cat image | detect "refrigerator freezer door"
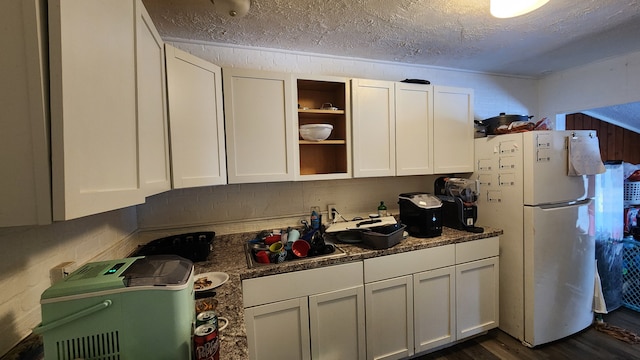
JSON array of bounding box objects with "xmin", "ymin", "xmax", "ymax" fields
[
  {"xmin": 523, "ymin": 199, "xmax": 595, "ymax": 346},
  {"xmin": 522, "ymin": 131, "xmax": 595, "ymax": 206}
]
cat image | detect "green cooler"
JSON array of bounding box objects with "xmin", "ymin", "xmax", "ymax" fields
[{"xmin": 34, "ymin": 255, "xmax": 195, "ymax": 360}]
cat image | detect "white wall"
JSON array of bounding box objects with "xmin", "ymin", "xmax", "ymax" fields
[
  {"xmin": 170, "ymin": 41, "xmax": 540, "ymax": 121},
  {"xmin": 539, "ymin": 50, "xmax": 640, "ymax": 119}
]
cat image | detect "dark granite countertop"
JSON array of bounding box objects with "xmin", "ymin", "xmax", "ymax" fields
[
  {"xmin": 195, "ymin": 225, "xmax": 502, "ymax": 359},
  {"xmin": 3, "ymin": 225, "xmax": 501, "ymax": 360}
]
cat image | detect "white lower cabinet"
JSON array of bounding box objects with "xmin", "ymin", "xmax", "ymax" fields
[
  {"xmin": 310, "ymin": 286, "xmax": 366, "ymax": 359},
  {"xmin": 364, "ymin": 245, "xmax": 455, "ymax": 360},
  {"xmin": 413, "ymin": 266, "xmax": 456, "ymax": 352},
  {"xmin": 243, "ymin": 239, "xmax": 497, "ymax": 360},
  {"xmin": 365, "ymin": 275, "xmax": 414, "ymax": 360},
  {"xmin": 245, "ymin": 297, "xmax": 311, "ymax": 360},
  {"xmin": 363, "ymin": 237, "xmax": 499, "ymax": 359},
  {"xmin": 455, "ymin": 255, "xmax": 500, "ymax": 340},
  {"xmin": 243, "ymin": 262, "xmax": 365, "ymax": 360}
]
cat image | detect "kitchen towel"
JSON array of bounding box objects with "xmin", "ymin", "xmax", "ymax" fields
[
  {"xmin": 568, "ymin": 134, "xmax": 606, "ymax": 176},
  {"xmin": 594, "ymin": 260, "xmax": 608, "ymax": 314}
]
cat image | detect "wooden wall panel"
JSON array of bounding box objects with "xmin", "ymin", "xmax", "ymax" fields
[{"xmin": 566, "ymin": 113, "xmax": 640, "ymax": 164}]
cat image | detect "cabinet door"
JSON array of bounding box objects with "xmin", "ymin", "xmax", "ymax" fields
[
  {"xmin": 413, "ymin": 266, "xmax": 456, "ymax": 353},
  {"xmin": 395, "ymin": 82, "xmax": 434, "ymax": 176},
  {"xmin": 0, "ymin": 0, "xmax": 51, "ymax": 226},
  {"xmin": 433, "ymin": 86, "xmax": 474, "ymax": 174},
  {"xmin": 245, "ymin": 297, "xmax": 311, "ymax": 360},
  {"xmin": 309, "ymin": 286, "xmax": 366, "ymax": 360},
  {"xmin": 49, "ymin": 0, "xmax": 144, "ymax": 220},
  {"xmin": 352, "ymin": 79, "xmax": 396, "ymax": 178},
  {"xmin": 224, "ymin": 69, "xmax": 296, "ymax": 184},
  {"xmin": 136, "ymin": 0, "xmax": 170, "ymax": 196},
  {"xmin": 365, "ymin": 276, "xmax": 414, "ymax": 360},
  {"xmin": 456, "ymin": 256, "xmax": 499, "ymax": 340},
  {"xmin": 165, "ymin": 44, "xmax": 227, "ymax": 188}
]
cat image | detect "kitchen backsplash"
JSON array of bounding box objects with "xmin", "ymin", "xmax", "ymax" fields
[
  {"xmin": 0, "ymin": 207, "xmax": 138, "ymax": 356},
  {"xmin": 136, "ymin": 176, "xmax": 437, "ymax": 233}
]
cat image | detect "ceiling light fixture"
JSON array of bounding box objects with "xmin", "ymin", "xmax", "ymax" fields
[
  {"xmin": 490, "ymin": 0, "xmax": 549, "ymax": 18},
  {"xmin": 211, "ymin": 0, "xmax": 250, "ymax": 17}
]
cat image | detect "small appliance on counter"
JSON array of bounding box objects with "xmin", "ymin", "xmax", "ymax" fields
[
  {"xmin": 133, "ymin": 231, "xmax": 215, "ymax": 262},
  {"xmin": 398, "ymin": 192, "xmax": 442, "ymax": 238},
  {"xmin": 434, "ymin": 177, "xmax": 484, "ymax": 233},
  {"xmin": 34, "ymin": 255, "xmax": 195, "ymax": 360}
]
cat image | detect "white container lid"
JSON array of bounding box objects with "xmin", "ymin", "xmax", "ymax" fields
[{"xmin": 399, "ymin": 192, "xmax": 442, "ymax": 209}]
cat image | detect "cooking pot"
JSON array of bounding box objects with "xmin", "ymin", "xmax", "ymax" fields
[{"xmin": 475, "ymin": 113, "xmax": 533, "ymax": 135}]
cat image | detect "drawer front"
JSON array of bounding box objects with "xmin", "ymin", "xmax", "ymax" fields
[
  {"xmin": 364, "ymin": 245, "xmax": 455, "ymax": 283},
  {"xmin": 455, "ymin": 236, "xmax": 499, "ymax": 264},
  {"xmin": 242, "ymin": 261, "xmax": 363, "ymax": 307}
]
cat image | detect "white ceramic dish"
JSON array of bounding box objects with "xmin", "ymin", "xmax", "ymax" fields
[
  {"xmin": 218, "ymin": 316, "xmax": 229, "ymax": 331},
  {"xmin": 299, "ymin": 124, "xmax": 333, "ymax": 141},
  {"xmin": 194, "ymin": 272, "xmax": 229, "ymax": 292}
]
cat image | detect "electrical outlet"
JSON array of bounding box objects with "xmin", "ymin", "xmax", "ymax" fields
[
  {"xmin": 327, "ymin": 204, "xmax": 337, "ymax": 221},
  {"xmin": 50, "ymin": 261, "xmax": 76, "ymax": 285}
]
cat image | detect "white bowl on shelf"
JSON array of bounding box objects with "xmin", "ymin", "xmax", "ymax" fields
[{"xmin": 299, "ymin": 124, "xmax": 333, "ymax": 141}]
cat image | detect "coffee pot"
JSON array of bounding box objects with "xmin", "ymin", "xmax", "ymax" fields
[{"xmin": 434, "ymin": 177, "xmax": 484, "ymax": 233}]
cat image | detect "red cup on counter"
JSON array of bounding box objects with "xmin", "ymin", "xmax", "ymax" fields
[
  {"xmin": 256, "ymin": 250, "xmax": 270, "ymax": 263},
  {"xmin": 292, "ymin": 240, "xmax": 310, "ymax": 258},
  {"xmin": 264, "ymin": 234, "xmax": 281, "ymax": 245}
]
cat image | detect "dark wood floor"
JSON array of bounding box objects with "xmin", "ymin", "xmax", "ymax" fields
[{"xmin": 414, "ymin": 307, "xmax": 640, "ymax": 360}]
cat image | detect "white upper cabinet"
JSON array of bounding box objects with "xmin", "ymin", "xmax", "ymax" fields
[
  {"xmin": 223, "ymin": 69, "xmax": 296, "ymax": 184},
  {"xmin": 351, "ymin": 78, "xmax": 396, "ymax": 178},
  {"xmin": 0, "ymin": 0, "xmax": 51, "ymax": 226},
  {"xmin": 353, "ymin": 81, "xmax": 473, "ymax": 178},
  {"xmin": 165, "ymin": 45, "xmax": 227, "ymax": 188},
  {"xmin": 49, "ymin": 0, "xmax": 145, "ymax": 221},
  {"xmin": 352, "ymin": 79, "xmax": 438, "ymax": 178},
  {"xmin": 1, "ymin": 0, "xmax": 169, "ymax": 226},
  {"xmin": 395, "ymin": 82, "xmax": 434, "ymax": 176},
  {"xmin": 136, "ymin": 0, "xmax": 170, "ymax": 197},
  {"xmin": 433, "ymin": 86, "xmax": 475, "ymax": 174},
  {"xmin": 295, "ymin": 75, "xmax": 352, "ymax": 181}
]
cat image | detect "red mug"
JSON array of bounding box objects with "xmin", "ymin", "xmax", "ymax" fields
[{"xmin": 256, "ymin": 250, "xmax": 270, "ymax": 263}]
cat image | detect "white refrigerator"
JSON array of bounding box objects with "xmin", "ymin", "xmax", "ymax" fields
[{"xmin": 474, "ymin": 130, "xmax": 597, "ymax": 347}]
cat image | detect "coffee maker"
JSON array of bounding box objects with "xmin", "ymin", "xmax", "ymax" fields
[{"xmin": 434, "ymin": 177, "xmax": 484, "ymax": 233}]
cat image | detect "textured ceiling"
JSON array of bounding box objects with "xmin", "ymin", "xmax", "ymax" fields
[
  {"xmin": 142, "ymin": 0, "xmax": 640, "ymax": 77},
  {"xmin": 142, "ymin": 0, "xmax": 640, "ymax": 130},
  {"xmin": 584, "ymin": 103, "xmax": 640, "ymax": 132}
]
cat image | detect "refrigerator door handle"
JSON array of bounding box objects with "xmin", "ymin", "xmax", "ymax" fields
[{"xmin": 534, "ymin": 198, "xmax": 592, "ymax": 209}]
